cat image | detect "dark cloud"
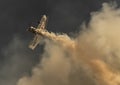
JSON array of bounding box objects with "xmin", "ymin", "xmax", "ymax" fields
[{"xmin": 0, "ymin": 0, "xmax": 118, "ymax": 85}]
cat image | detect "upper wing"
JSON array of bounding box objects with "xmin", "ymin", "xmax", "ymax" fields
[
  {"xmin": 29, "ymin": 34, "xmax": 42, "ymax": 50},
  {"xmin": 37, "ymin": 15, "xmax": 47, "ymax": 30}
]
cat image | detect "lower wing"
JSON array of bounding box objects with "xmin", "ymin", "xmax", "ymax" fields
[{"xmin": 29, "ymin": 34, "xmax": 42, "ymax": 50}]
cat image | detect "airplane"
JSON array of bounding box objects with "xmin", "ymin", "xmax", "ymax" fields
[{"xmin": 27, "ymin": 15, "xmax": 48, "ymax": 50}]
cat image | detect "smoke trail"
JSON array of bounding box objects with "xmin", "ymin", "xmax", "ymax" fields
[{"xmin": 17, "ymin": 3, "xmax": 120, "ymax": 85}]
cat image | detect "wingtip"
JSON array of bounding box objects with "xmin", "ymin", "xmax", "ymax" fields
[
  {"xmin": 29, "ymin": 45, "xmax": 35, "ymax": 50},
  {"xmin": 43, "ymin": 15, "xmax": 47, "ymax": 19}
]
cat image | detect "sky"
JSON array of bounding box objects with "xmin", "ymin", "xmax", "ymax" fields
[
  {"xmin": 0, "ymin": 0, "xmax": 120, "ymax": 85},
  {"xmin": 0, "ymin": 0, "xmax": 113, "ymax": 49},
  {"xmin": 0, "ymin": 0, "xmax": 110, "ymax": 65}
]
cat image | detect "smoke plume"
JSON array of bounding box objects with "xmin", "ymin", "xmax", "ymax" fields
[{"xmin": 17, "ymin": 3, "xmax": 120, "ymax": 85}]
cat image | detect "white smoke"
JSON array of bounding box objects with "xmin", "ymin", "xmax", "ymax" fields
[{"xmin": 17, "ymin": 3, "xmax": 120, "ymax": 85}]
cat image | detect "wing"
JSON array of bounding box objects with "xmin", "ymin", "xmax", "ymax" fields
[
  {"xmin": 29, "ymin": 34, "xmax": 42, "ymax": 50},
  {"xmin": 37, "ymin": 15, "xmax": 47, "ymax": 30}
]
